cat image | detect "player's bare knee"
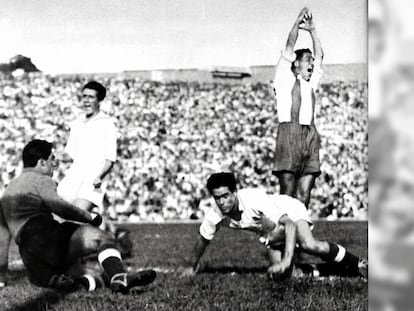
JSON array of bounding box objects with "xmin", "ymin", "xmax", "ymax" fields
[
  {"xmin": 75, "ymin": 225, "xmax": 114, "ymax": 250},
  {"xmin": 299, "ymin": 237, "xmax": 317, "ymax": 253}
]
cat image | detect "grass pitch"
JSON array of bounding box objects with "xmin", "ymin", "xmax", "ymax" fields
[{"xmin": 0, "ymin": 221, "xmax": 367, "ymax": 311}]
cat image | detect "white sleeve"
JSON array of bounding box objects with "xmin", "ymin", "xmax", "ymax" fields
[
  {"xmin": 199, "ymin": 207, "xmax": 223, "ymax": 241},
  {"xmin": 273, "ymin": 49, "xmax": 296, "ymax": 96}
]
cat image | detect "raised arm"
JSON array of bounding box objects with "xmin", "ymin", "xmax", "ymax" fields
[
  {"xmin": 285, "ymin": 7, "xmax": 310, "ymax": 54},
  {"xmin": 299, "ymin": 11, "xmax": 324, "ymax": 65},
  {"xmin": 273, "ymin": 7, "xmax": 311, "ymax": 95}
]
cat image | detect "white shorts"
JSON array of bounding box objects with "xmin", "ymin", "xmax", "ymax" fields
[
  {"xmin": 261, "ymin": 195, "xmax": 313, "ymax": 247},
  {"xmin": 270, "ymin": 194, "xmax": 313, "ymax": 225},
  {"xmin": 57, "ymin": 173, "xmax": 104, "ymax": 208}
]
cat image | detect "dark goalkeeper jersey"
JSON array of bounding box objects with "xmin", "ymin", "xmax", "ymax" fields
[{"xmin": 0, "ymin": 168, "xmax": 77, "ymax": 244}]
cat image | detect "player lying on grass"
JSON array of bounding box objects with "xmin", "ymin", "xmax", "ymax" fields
[
  {"xmin": 183, "ymin": 172, "xmax": 367, "ymax": 280},
  {"xmin": 0, "ymin": 139, "xmax": 155, "ymax": 293}
]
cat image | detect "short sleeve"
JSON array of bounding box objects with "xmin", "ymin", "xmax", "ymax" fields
[
  {"xmin": 199, "ymin": 207, "xmax": 223, "ymax": 240},
  {"xmin": 281, "ymin": 49, "xmax": 296, "ymax": 63},
  {"xmin": 273, "ymin": 50, "xmax": 296, "ymax": 95}
]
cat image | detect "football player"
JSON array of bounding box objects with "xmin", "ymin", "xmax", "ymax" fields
[
  {"xmin": 57, "ymin": 81, "xmax": 133, "ymax": 258},
  {"xmin": 0, "ymin": 139, "xmax": 155, "ymax": 293},
  {"xmin": 183, "ymin": 172, "xmax": 367, "ymax": 280},
  {"xmin": 272, "ymin": 7, "xmax": 324, "ymax": 209}
]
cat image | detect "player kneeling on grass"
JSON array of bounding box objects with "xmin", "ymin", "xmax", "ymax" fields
[
  {"xmin": 183, "ymin": 172, "xmax": 367, "ymax": 280},
  {"xmin": 0, "ymin": 139, "xmax": 155, "ymax": 293}
]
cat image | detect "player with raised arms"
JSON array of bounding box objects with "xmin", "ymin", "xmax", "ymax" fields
[
  {"xmin": 183, "ymin": 172, "xmax": 367, "ymax": 280},
  {"xmin": 0, "ymin": 139, "xmax": 155, "ymax": 293},
  {"xmin": 272, "ymin": 7, "xmax": 323, "ymax": 209}
]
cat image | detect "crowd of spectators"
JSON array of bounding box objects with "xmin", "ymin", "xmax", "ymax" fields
[{"xmin": 0, "ymin": 73, "xmax": 367, "ymax": 221}]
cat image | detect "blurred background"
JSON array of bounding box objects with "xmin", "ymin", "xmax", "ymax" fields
[{"xmin": 369, "ymin": 0, "xmax": 414, "ymax": 310}]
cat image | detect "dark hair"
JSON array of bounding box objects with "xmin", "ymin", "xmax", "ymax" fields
[
  {"xmin": 206, "ymin": 172, "xmax": 237, "ymax": 194},
  {"xmin": 82, "ymin": 81, "xmax": 106, "ymax": 101},
  {"xmin": 291, "ymin": 48, "xmax": 313, "ymax": 71},
  {"xmin": 22, "ymin": 139, "xmax": 53, "ymax": 168}
]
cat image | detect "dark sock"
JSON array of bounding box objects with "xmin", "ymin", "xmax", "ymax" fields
[
  {"xmin": 77, "ymin": 274, "xmax": 103, "ymax": 291},
  {"xmin": 98, "ymin": 248, "xmax": 124, "ymax": 280},
  {"xmin": 321, "ymin": 242, "xmax": 339, "ymax": 262},
  {"xmin": 322, "ymin": 242, "xmax": 360, "ymax": 270},
  {"xmin": 340, "ymin": 251, "xmax": 360, "ymax": 271}
]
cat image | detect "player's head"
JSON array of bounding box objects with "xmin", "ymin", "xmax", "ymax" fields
[
  {"xmin": 81, "ymin": 81, "xmax": 106, "ymax": 117},
  {"xmin": 291, "ymin": 48, "xmax": 314, "ymax": 81},
  {"xmin": 207, "ymin": 172, "xmax": 238, "ymax": 214},
  {"xmin": 82, "ymin": 81, "xmax": 106, "ymax": 101},
  {"xmin": 22, "ymin": 139, "xmax": 56, "ymax": 176}
]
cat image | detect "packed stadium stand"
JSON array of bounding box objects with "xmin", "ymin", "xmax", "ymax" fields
[{"xmin": 0, "ymin": 66, "xmax": 367, "ymax": 222}]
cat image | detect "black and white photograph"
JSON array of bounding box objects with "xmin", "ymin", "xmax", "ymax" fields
[{"xmin": 0, "ymin": 0, "xmax": 370, "ymax": 310}]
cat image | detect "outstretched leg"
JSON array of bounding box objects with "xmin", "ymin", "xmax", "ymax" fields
[
  {"xmin": 295, "ymin": 220, "xmax": 367, "ymax": 277},
  {"xmin": 66, "ymin": 225, "xmax": 155, "ymax": 293}
]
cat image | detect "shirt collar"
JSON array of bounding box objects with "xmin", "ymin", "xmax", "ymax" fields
[{"xmin": 82, "ymin": 111, "xmax": 105, "ymax": 123}]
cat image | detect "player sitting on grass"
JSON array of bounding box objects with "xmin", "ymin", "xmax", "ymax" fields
[
  {"xmin": 183, "ymin": 172, "xmax": 367, "ymax": 280},
  {"xmin": 0, "ymin": 139, "xmax": 155, "ymax": 293}
]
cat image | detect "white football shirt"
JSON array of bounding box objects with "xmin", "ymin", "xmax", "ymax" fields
[
  {"xmin": 199, "ymin": 188, "xmax": 309, "ymax": 241},
  {"xmin": 272, "ymin": 49, "xmax": 323, "ymax": 125}
]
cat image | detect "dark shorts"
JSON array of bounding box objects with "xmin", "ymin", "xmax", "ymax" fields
[
  {"xmin": 17, "ymin": 215, "xmax": 80, "ymax": 287},
  {"xmin": 273, "ymin": 122, "xmax": 321, "ymax": 177}
]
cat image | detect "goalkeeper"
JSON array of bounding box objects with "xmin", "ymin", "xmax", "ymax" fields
[{"xmin": 0, "ymin": 139, "xmax": 155, "ymax": 293}]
